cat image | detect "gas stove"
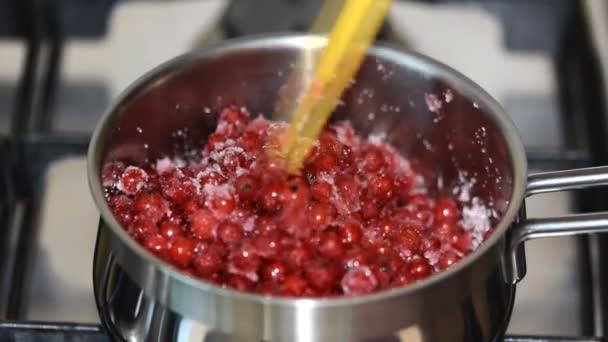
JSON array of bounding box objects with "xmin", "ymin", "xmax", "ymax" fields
[{"xmin": 0, "ymin": 0, "xmax": 607, "ymax": 341}]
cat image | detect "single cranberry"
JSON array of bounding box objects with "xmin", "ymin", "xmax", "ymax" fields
[
  {"xmin": 228, "ymin": 247, "xmax": 261, "ymax": 282},
  {"xmin": 254, "ymin": 230, "xmax": 289, "ymax": 258},
  {"xmin": 235, "ymin": 174, "xmax": 259, "ymax": 202},
  {"xmin": 308, "ymin": 202, "xmax": 333, "ymax": 229},
  {"xmin": 159, "ymin": 171, "xmax": 196, "ymax": 205},
  {"xmin": 108, "ymin": 194, "xmax": 134, "ymax": 227},
  {"xmin": 102, "ymin": 161, "xmax": 125, "ymax": 188},
  {"xmin": 309, "ymin": 152, "xmax": 338, "ymax": 173},
  {"xmin": 394, "ymin": 228, "xmax": 422, "ymax": 258},
  {"xmin": 393, "ymin": 271, "xmax": 413, "ymax": 286},
  {"xmin": 205, "ymin": 133, "xmax": 227, "ymax": 153},
  {"xmin": 281, "ymin": 275, "xmax": 309, "ymax": 297},
  {"xmin": 285, "ymin": 178, "xmax": 310, "ymax": 209},
  {"xmin": 218, "ymin": 106, "xmax": 248, "ymax": 136},
  {"xmin": 169, "ymin": 236, "xmax": 196, "ymax": 268},
  {"xmin": 369, "ymin": 174, "xmax": 394, "ymax": 200},
  {"xmin": 318, "ymin": 133, "xmax": 341, "ymax": 155},
  {"xmin": 129, "ymin": 218, "xmax": 158, "ymax": 240},
  {"xmin": 335, "ymin": 175, "xmax": 359, "ymax": 209},
  {"xmin": 193, "ymin": 244, "xmax": 224, "ymax": 276},
  {"xmin": 434, "ymin": 199, "xmax": 460, "ymax": 224},
  {"xmin": 377, "ymin": 218, "xmax": 398, "ymax": 236},
  {"xmin": 238, "ymin": 131, "xmax": 262, "ymax": 152},
  {"xmin": 363, "ymin": 147, "xmax": 385, "ymax": 172},
  {"xmin": 408, "ymin": 194, "xmax": 432, "ymax": 210},
  {"xmin": 118, "ymin": 166, "xmax": 149, "ymax": 195},
  {"xmin": 260, "ymin": 260, "xmax": 288, "ymax": 282},
  {"xmin": 189, "ymin": 209, "xmax": 218, "ymax": 240},
  {"xmin": 310, "ymin": 181, "xmax": 332, "ymax": 202},
  {"xmin": 132, "ymin": 192, "xmax": 168, "ymax": 224},
  {"xmin": 453, "ymin": 231, "xmax": 472, "ymax": 253},
  {"xmin": 372, "ymin": 266, "xmax": 392, "ymax": 289},
  {"xmin": 218, "ymin": 150, "xmax": 247, "ymax": 176},
  {"xmin": 423, "ymin": 237, "xmax": 442, "ymax": 252},
  {"xmin": 258, "ymin": 181, "xmax": 286, "ymax": 212},
  {"xmin": 286, "ymin": 244, "xmax": 314, "ymax": 268},
  {"xmin": 226, "ymin": 275, "xmax": 255, "ymax": 292},
  {"xmin": 254, "ymin": 216, "xmax": 277, "ymax": 233},
  {"xmin": 211, "ymin": 194, "xmax": 236, "ymax": 216},
  {"xmin": 360, "ymin": 200, "xmax": 381, "ymax": 220},
  {"xmin": 437, "ymin": 251, "xmax": 462, "ymax": 270},
  {"xmin": 305, "ymin": 260, "xmax": 340, "ymax": 293},
  {"xmin": 159, "ymin": 217, "xmax": 183, "ymax": 239},
  {"xmin": 217, "ymin": 221, "xmax": 243, "ymax": 244},
  {"xmin": 143, "ymin": 233, "xmax": 168, "ymax": 257},
  {"xmin": 317, "ymin": 230, "xmax": 345, "ymax": 258},
  {"xmin": 343, "ymin": 248, "xmax": 372, "ymax": 269},
  {"xmin": 341, "ymin": 266, "xmax": 378, "ymax": 295},
  {"xmin": 339, "ymin": 221, "xmax": 362, "ymax": 245},
  {"xmin": 408, "ymin": 259, "xmax": 432, "ymax": 280}
]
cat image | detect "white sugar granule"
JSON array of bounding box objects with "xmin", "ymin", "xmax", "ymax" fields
[
  {"xmin": 424, "ymin": 93, "xmax": 442, "ymax": 113},
  {"xmin": 460, "ymin": 197, "xmax": 492, "ymax": 249}
]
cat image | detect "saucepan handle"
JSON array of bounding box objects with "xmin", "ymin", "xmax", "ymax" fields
[{"xmin": 508, "ymin": 166, "xmax": 608, "ymax": 284}]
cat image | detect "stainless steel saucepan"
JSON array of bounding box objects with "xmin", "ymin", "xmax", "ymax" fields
[{"xmin": 87, "ymin": 34, "xmax": 608, "ymax": 342}]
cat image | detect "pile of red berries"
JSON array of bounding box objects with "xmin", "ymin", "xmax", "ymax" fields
[{"xmin": 103, "ymin": 106, "xmax": 492, "ymax": 297}]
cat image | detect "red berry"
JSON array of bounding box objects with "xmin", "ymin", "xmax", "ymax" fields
[
  {"xmin": 102, "ymin": 161, "xmax": 125, "ymax": 188},
  {"xmin": 343, "ymin": 248, "xmax": 372, "ymax": 269},
  {"xmin": 311, "ymin": 181, "xmax": 332, "ymax": 201},
  {"xmin": 143, "ymin": 233, "xmax": 168, "ymax": 257},
  {"xmin": 453, "ymin": 231, "xmax": 472, "ymax": 253},
  {"xmin": 310, "ymin": 151, "xmax": 338, "ymax": 173},
  {"xmin": 169, "ymin": 236, "xmax": 196, "ymax": 268},
  {"xmin": 281, "ymin": 275, "xmax": 309, "ymax": 296},
  {"xmin": 394, "ymin": 228, "xmax": 422, "ymax": 258},
  {"xmin": 118, "ymin": 166, "xmax": 149, "ymax": 195},
  {"xmin": 193, "ymin": 244, "xmax": 224, "ymax": 276},
  {"xmin": 189, "ymin": 209, "xmax": 218, "ymax": 240},
  {"xmin": 287, "ymin": 245, "xmax": 314, "ymax": 268},
  {"xmin": 238, "ymin": 131, "xmax": 262, "ymax": 152},
  {"xmin": 235, "ymin": 174, "xmax": 259, "ymax": 202},
  {"xmin": 159, "ymin": 217, "xmax": 183, "ymax": 239},
  {"xmin": 308, "ymin": 202, "xmax": 333, "ymax": 229},
  {"xmin": 437, "ymin": 251, "xmax": 461, "ymax": 270},
  {"xmin": 369, "ymin": 174, "xmax": 394, "ymax": 200},
  {"xmin": 228, "ymin": 246, "xmax": 261, "ymax": 282},
  {"xmin": 211, "ymin": 194, "xmax": 236, "ymax": 216},
  {"xmin": 305, "ymin": 260, "xmax": 340, "ymax": 293},
  {"xmin": 108, "ymin": 194, "xmax": 134, "ymax": 227},
  {"xmin": 317, "ymin": 230, "xmax": 345, "ymax": 258},
  {"xmin": 132, "ymin": 192, "xmax": 168, "ymax": 224},
  {"xmin": 259, "ymin": 180, "xmax": 288, "ymax": 213},
  {"xmin": 217, "ymin": 221, "xmax": 243, "ymax": 244},
  {"xmin": 434, "ymin": 199, "xmax": 460, "ymax": 224},
  {"xmin": 408, "ymin": 259, "xmax": 432, "ymax": 280},
  {"xmin": 260, "ymin": 261, "xmax": 288, "ymax": 282},
  {"xmin": 341, "ymin": 266, "xmax": 378, "ymax": 295},
  {"xmin": 340, "ymin": 221, "xmax": 362, "ymax": 245},
  {"xmin": 363, "ymin": 147, "xmax": 385, "ymax": 172},
  {"xmin": 159, "ymin": 170, "xmax": 196, "ymax": 205}
]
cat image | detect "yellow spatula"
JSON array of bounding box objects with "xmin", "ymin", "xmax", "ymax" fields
[{"xmin": 281, "ymin": 0, "xmax": 393, "ymax": 174}]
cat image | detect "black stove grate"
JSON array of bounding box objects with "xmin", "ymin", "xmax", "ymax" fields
[{"xmin": 0, "ymin": 0, "xmax": 607, "ymax": 341}]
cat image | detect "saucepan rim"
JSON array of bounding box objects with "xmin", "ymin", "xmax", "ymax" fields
[{"xmin": 87, "ymin": 33, "xmax": 528, "ymax": 308}]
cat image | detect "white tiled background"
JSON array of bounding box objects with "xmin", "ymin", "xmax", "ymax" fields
[{"xmin": 0, "ymin": 0, "xmax": 587, "ymax": 337}]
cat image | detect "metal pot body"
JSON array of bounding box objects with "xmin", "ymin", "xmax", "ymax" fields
[{"xmin": 88, "ymin": 34, "xmax": 608, "ymax": 342}]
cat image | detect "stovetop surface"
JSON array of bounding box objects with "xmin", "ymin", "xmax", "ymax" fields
[{"xmin": 1, "ymin": 0, "xmax": 607, "ymax": 341}]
